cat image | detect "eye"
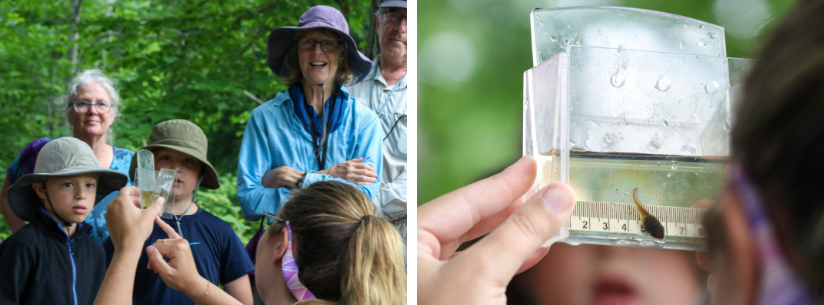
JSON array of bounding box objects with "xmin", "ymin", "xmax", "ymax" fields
[
  {"xmin": 185, "ymin": 158, "xmax": 195, "ymax": 164},
  {"xmin": 86, "ymin": 183, "xmax": 95, "ymax": 188},
  {"xmin": 160, "ymin": 155, "xmax": 171, "ymax": 161},
  {"xmin": 64, "ymin": 182, "xmax": 74, "ymax": 188}
]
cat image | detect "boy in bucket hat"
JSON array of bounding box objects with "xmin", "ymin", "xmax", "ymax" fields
[
  {"xmin": 0, "ymin": 137, "xmax": 129, "ymax": 304},
  {"xmin": 102, "ymin": 119, "xmax": 254, "ymax": 305}
]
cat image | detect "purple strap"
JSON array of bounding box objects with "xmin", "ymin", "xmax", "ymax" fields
[{"xmin": 731, "ymin": 165, "xmax": 817, "ymax": 305}]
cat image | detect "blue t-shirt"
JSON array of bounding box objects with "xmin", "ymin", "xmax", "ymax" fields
[
  {"xmin": 102, "ymin": 207, "xmax": 255, "ymax": 305},
  {"xmin": 6, "ymin": 137, "xmax": 135, "ymax": 244}
]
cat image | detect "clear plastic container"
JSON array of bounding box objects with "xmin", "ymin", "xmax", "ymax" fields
[{"xmin": 524, "ymin": 7, "xmax": 753, "ymax": 250}]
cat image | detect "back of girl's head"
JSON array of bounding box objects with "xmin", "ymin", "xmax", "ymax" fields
[
  {"xmin": 731, "ymin": 0, "xmax": 824, "ymax": 297},
  {"xmin": 278, "ymin": 181, "xmax": 406, "ymax": 305}
]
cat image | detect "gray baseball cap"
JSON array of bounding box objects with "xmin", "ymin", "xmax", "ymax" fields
[
  {"xmin": 380, "ymin": 0, "xmax": 407, "ymax": 8},
  {"xmin": 7, "ymin": 137, "xmax": 128, "ymax": 222}
]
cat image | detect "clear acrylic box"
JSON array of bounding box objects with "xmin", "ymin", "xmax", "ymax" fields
[{"xmin": 524, "ymin": 7, "xmax": 753, "ymax": 250}]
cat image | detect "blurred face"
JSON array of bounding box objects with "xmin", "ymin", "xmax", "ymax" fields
[
  {"xmin": 377, "ymin": 8, "xmax": 407, "ymax": 60},
  {"xmin": 297, "ymin": 29, "xmax": 344, "ymax": 87},
  {"xmin": 153, "ymin": 148, "xmax": 202, "ymax": 203},
  {"xmin": 34, "ymin": 173, "xmax": 98, "ymax": 224},
  {"xmin": 515, "ymin": 243, "xmax": 700, "ymax": 305},
  {"xmin": 69, "ymin": 81, "xmax": 115, "ymax": 138}
]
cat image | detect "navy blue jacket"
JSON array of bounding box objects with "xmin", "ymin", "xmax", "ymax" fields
[{"xmin": 0, "ymin": 208, "xmax": 106, "ymax": 305}]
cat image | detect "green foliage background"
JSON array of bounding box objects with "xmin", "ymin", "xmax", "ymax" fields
[
  {"xmin": 0, "ymin": 0, "xmax": 372, "ymax": 243},
  {"xmin": 418, "ymin": 0, "xmax": 799, "ymax": 205}
]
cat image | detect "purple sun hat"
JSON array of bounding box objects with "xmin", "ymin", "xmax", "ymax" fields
[{"xmin": 267, "ymin": 5, "xmax": 372, "ymax": 83}]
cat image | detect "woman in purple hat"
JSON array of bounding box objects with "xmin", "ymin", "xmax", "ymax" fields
[{"xmin": 236, "ymin": 5, "xmax": 383, "ymax": 225}]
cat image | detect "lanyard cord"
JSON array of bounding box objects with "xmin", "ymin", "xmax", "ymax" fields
[
  {"xmin": 370, "ymin": 58, "xmax": 407, "ymax": 119},
  {"xmin": 303, "ymin": 84, "xmax": 334, "ymax": 170},
  {"xmin": 383, "ymin": 114, "xmax": 407, "ymax": 141},
  {"xmin": 164, "ymin": 175, "xmax": 202, "ymax": 239}
]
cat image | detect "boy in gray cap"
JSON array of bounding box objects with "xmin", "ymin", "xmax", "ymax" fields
[
  {"xmin": 102, "ymin": 119, "xmax": 254, "ymax": 305},
  {"xmin": 0, "ymin": 137, "xmax": 129, "ymax": 305}
]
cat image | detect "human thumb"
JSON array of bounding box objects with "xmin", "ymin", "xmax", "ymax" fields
[
  {"xmin": 463, "ymin": 182, "xmax": 576, "ymax": 278},
  {"xmin": 147, "ymin": 246, "xmax": 174, "ymax": 276},
  {"xmin": 145, "ymin": 196, "xmax": 165, "ymax": 218}
]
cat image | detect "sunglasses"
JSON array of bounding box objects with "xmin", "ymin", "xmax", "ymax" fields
[
  {"xmin": 262, "ymin": 212, "xmax": 286, "ymax": 231},
  {"xmin": 296, "ymin": 38, "xmax": 344, "ymax": 53}
]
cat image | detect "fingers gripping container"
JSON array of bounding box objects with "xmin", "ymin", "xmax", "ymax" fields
[{"xmin": 523, "ymin": 7, "xmax": 754, "ymax": 250}]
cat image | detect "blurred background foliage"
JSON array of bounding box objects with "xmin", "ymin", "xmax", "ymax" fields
[
  {"xmin": 0, "ymin": 0, "xmax": 375, "ymax": 241},
  {"xmin": 418, "ymin": 0, "xmax": 799, "ymax": 205}
]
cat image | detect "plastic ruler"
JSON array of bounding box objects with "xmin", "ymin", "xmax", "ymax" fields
[{"xmin": 569, "ymin": 200, "xmax": 706, "ymax": 238}]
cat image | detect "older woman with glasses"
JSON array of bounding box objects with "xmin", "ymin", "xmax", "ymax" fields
[
  {"xmin": 0, "ymin": 69, "xmax": 135, "ymax": 244},
  {"xmin": 237, "ymin": 5, "xmax": 382, "ymax": 221}
]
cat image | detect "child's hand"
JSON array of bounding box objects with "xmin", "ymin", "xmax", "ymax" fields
[
  {"xmin": 105, "ymin": 186, "xmax": 165, "ymax": 251},
  {"xmin": 146, "ymin": 218, "xmax": 205, "ymax": 296},
  {"xmin": 418, "ymin": 156, "xmax": 576, "ymax": 305}
]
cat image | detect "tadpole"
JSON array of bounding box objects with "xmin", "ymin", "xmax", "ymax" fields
[{"xmin": 631, "ymin": 187, "xmax": 665, "ymax": 239}]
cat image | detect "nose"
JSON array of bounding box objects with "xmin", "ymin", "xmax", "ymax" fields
[
  {"xmin": 75, "ymin": 186, "xmax": 88, "ymax": 200},
  {"xmin": 312, "ymin": 42, "xmax": 325, "ymax": 54},
  {"xmin": 88, "ymin": 103, "xmax": 100, "ymax": 115},
  {"xmin": 170, "ymin": 162, "xmax": 183, "ymax": 173},
  {"xmin": 395, "ymin": 18, "xmax": 407, "ymax": 33}
]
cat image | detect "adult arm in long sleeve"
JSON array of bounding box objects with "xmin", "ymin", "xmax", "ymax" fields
[
  {"xmin": 300, "ymin": 107, "xmax": 383, "ymax": 201},
  {"xmin": 237, "ymin": 109, "xmax": 292, "ymax": 221},
  {"xmin": 378, "ymin": 169, "xmax": 407, "ymax": 219}
]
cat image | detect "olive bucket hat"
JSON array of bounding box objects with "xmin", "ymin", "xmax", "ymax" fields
[
  {"xmin": 128, "ymin": 119, "xmax": 220, "ymax": 190},
  {"xmin": 7, "ymin": 137, "xmax": 129, "ymax": 222},
  {"xmin": 267, "ymin": 5, "xmax": 373, "ymax": 83}
]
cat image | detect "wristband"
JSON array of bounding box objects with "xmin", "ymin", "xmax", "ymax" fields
[{"xmin": 296, "ymin": 172, "xmax": 308, "ymax": 188}]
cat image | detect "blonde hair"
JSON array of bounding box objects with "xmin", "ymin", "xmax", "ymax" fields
[
  {"xmin": 281, "ymin": 28, "xmax": 355, "ymax": 87},
  {"xmin": 269, "ymin": 181, "xmax": 406, "ymax": 305}
]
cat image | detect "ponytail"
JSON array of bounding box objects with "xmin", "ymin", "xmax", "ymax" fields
[
  {"xmin": 340, "ymin": 215, "xmax": 406, "ymax": 305},
  {"xmin": 283, "ymin": 182, "xmax": 406, "ymax": 305}
]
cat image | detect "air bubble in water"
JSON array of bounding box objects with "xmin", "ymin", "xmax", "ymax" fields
[
  {"xmin": 550, "ymin": 36, "xmax": 558, "ymax": 42},
  {"xmin": 667, "ymin": 172, "xmax": 672, "ymax": 177},
  {"xmin": 708, "ymin": 32, "xmax": 718, "ymax": 39},
  {"xmin": 680, "ymin": 145, "xmax": 697, "ymax": 154},
  {"xmin": 540, "ymin": 21, "xmax": 545, "ymax": 26},
  {"xmin": 610, "ymin": 72, "xmax": 625, "ymax": 88},
  {"xmin": 699, "ymin": 24, "xmax": 703, "ymax": 29},
  {"xmin": 662, "ymin": 118, "xmax": 669, "ymax": 127},
  {"xmin": 656, "ymin": 77, "xmax": 671, "ymax": 92},
  {"xmin": 648, "ymin": 137, "xmax": 663, "ymax": 151},
  {"xmin": 705, "ymin": 81, "xmax": 719, "ymax": 94},
  {"xmin": 679, "ymin": 40, "xmax": 685, "ymax": 49},
  {"xmin": 603, "ymin": 133, "xmax": 613, "ymax": 145},
  {"xmin": 671, "ymin": 161, "xmax": 679, "ymax": 169}
]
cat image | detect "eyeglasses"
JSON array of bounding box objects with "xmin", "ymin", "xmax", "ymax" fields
[
  {"xmin": 296, "ymin": 38, "xmax": 344, "ymax": 53},
  {"xmin": 71, "ymin": 101, "xmax": 113, "ymax": 114},
  {"xmin": 262, "ymin": 212, "xmax": 286, "ymax": 231},
  {"xmin": 384, "ymin": 12, "xmax": 407, "ymax": 24}
]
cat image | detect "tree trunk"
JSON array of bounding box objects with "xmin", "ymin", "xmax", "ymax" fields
[
  {"xmin": 68, "ymin": 0, "xmax": 83, "ymax": 67},
  {"xmin": 364, "ymin": 0, "xmax": 381, "ymax": 59}
]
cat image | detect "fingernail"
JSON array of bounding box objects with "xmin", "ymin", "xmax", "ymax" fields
[
  {"xmin": 541, "ymin": 184, "xmax": 573, "ymax": 214},
  {"xmin": 147, "ymin": 247, "xmax": 154, "ymax": 254}
]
